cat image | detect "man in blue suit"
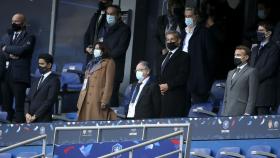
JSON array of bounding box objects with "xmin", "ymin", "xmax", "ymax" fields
[{"xmin": 0, "ymin": 13, "xmax": 35, "ymax": 123}]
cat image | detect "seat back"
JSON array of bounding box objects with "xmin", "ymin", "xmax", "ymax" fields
[
  {"xmin": 62, "ymin": 62, "xmax": 84, "ymax": 72},
  {"xmin": 209, "ymin": 80, "xmax": 225, "ymax": 107},
  {"xmin": 16, "ymin": 152, "xmax": 38, "ymax": 158},
  {"xmin": 247, "ymin": 145, "xmax": 272, "ymax": 158},
  {"xmin": 188, "ymin": 102, "xmax": 215, "ymax": 117},
  {"xmin": 216, "ymin": 147, "xmax": 241, "ymax": 158},
  {"xmin": 0, "ymin": 153, "xmax": 12, "ymax": 158},
  {"xmin": 190, "ymin": 148, "xmax": 212, "ymax": 158}
]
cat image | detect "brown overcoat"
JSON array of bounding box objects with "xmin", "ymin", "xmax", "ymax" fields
[{"xmin": 77, "ymin": 58, "xmax": 117, "ymax": 121}]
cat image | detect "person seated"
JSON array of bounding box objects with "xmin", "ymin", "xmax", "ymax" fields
[
  {"xmin": 25, "ymin": 53, "xmax": 60, "ymax": 123},
  {"xmin": 126, "ymin": 61, "xmax": 161, "ymax": 119}
]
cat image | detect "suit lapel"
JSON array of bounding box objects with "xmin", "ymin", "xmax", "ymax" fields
[
  {"xmin": 136, "ymin": 79, "xmax": 152, "ymax": 103},
  {"xmin": 13, "ymin": 31, "xmax": 26, "ymax": 44},
  {"xmin": 231, "ymin": 65, "xmax": 249, "ymax": 88},
  {"xmin": 36, "ymin": 74, "xmax": 53, "ymax": 93},
  {"xmin": 163, "ymin": 49, "xmax": 180, "ymax": 72}
]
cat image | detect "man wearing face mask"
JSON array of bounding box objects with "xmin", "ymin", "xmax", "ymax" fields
[
  {"xmin": 84, "ymin": 0, "xmax": 113, "ymax": 64},
  {"xmin": 25, "ymin": 54, "xmax": 60, "ymax": 123},
  {"xmin": 100, "ymin": 5, "xmax": 131, "ymax": 107},
  {"xmin": 250, "ymin": 21, "xmax": 280, "ymax": 115},
  {"xmin": 126, "ymin": 61, "xmax": 161, "ymax": 119},
  {"xmin": 182, "ymin": 6, "xmax": 216, "ymax": 104},
  {"xmin": 159, "ymin": 31, "xmax": 190, "ymax": 117},
  {"xmin": 222, "ymin": 45, "xmax": 258, "ymax": 116},
  {"xmin": 0, "ymin": 13, "xmax": 35, "ymax": 123}
]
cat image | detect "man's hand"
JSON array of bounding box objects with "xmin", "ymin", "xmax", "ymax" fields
[
  {"xmin": 9, "ymin": 54, "xmax": 19, "ymax": 60},
  {"xmin": 162, "ymin": 48, "xmax": 168, "ymax": 55},
  {"xmin": 25, "ymin": 113, "xmax": 32, "ymax": 123},
  {"xmin": 86, "ymin": 47, "xmax": 93, "ymax": 54},
  {"xmin": 159, "ymin": 83, "xmax": 168, "ymax": 95},
  {"xmin": 1, "ymin": 45, "xmax": 6, "ymax": 52}
]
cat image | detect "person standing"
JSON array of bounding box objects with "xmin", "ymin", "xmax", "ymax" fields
[
  {"xmin": 159, "ymin": 31, "xmax": 190, "ymax": 117},
  {"xmin": 222, "ymin": 45, "xmax": 258, "ymax": 116},
  {"xmin": 84, "ymin": 0, "xmax": 113, "ymax": 64},
  {"xmin": 77, "ymin": 42, "xmax": 116, "ymax": 121},
  {"xmin": 25, "ymin": 54, "xmax": 60, "ymax": 123},
  {"xmin": 0, "ymin": 13, "xmax": 35, "ymax": 123},
  {"xmin": 182, "ymin": 6, "xmax": 216, "ymax": 103},
  {"xmin": 250, "ymin": 21, "xmax": 280, "ymax": 115}
]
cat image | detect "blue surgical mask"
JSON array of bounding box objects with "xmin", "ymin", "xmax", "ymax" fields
[
  {"xmin": 136, "ymin": 71, "xmax": 144, "ymax": 81},
  {"xmin": 93, "ymin": 49, "xmax": 102, "ymax": 58},
  {"xmin": 185, "ymin": 18, "xmax": 193, "ymax": 26},
  {"xmin": 106, "ymin": 15, "xmax": 117, "ymax": 26}
]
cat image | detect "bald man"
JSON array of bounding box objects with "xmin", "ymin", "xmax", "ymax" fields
[{"xmin": 0, "ymin": 13, "xmax": 35, "ymax": 123}]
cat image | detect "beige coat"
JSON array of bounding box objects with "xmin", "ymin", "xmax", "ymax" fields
[{"xmin": 77, "ymin": 58, "xmax": 117, "ymax": 121}]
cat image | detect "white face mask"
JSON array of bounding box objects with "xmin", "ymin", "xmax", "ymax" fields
[
  {"xmin": 185, "ymin": 17, "xmax": 193, "ymax": 26},
  {"xmin": 136, "ymin": 71, "xmax": 144, "ymax": 81},
  {"xmin": 93, "ymin": 49, "xmax": 102, "ymax": 58}
]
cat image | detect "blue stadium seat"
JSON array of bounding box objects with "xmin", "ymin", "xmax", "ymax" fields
[
  {"xmin": 0, "ymin": 153, "xmax": 12, "ymax": 158},
  {"xmin": 190, "ymin": 148, "xmax": 214, "ymax": 158},
  {"xmin": 59, "ymin": 63, "xmax": 84, "ymax": 113},
  {"xmin": 188, "ymin": 102, "xmax": 217, "ymax": 117},
  {"xmin": 16, "ymin": 152, "xmax": 38, "ymax": 158},
  {"xmin": 112, "ymin": 84, "xmax": 133, "ymax": 118},
  {"xmin": 0, "ymin": 111, "xmax": 7, "ymax": 122},
  {"xmin": 209, "ymin": 80, "xmax": 225, "ymax": 107},
  {"xmin": 247, "ymin": 145, "xmax": 277, "ymax": 158},
  {"xmin": 216, "ymin": 147, "xmax": 244, "ymax": 158}
]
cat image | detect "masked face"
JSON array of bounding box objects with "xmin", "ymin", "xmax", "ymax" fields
[
  {"xmin": 165, "ymin": 33, "xmax": 180, "ymax": 51},
  {"xmin": 234, "ymin": 57, "xmax": 242, "ymax": 66},
  {"xmin": 166, "ymin": 42, "xmax": 178, "ymax": 51},
  {"xmin": 38, "ymin": 66, "xmax": 48, "ymax": 74},
  {"xmin": 11, "ymin": 23, "xmax": 22, "ymax": 32},
  {"xmin": 106, "ymin": 15, "xmax": 117, "ymax": 26},
  {"xmin": 234, "ymin": 49, "xmax": 248, "ymax": 66},
  {"xmin": 136, "ymin": 70, "xmax": 144, "ymax": 81},
  {"xmin": 185, "ymin": 18, "xmax": 193, "ymax": 26},
  {"xmin": 257, "ymin": 31, "xmax": 266, "ymax": 42},
  {"xmin": 93, "ymin": 49, "xmax": 102, "ymax": 58}
]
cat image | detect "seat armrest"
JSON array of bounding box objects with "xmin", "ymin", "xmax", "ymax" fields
[
  {"xmin": 220, "ymin": 151, "xmax": 245, "ymax": 158},
  {"xmin": 251, "ymin": 151, "xmax": 277, "ymax": 158},
  {"xmin": 190, "ymin": 152, "xmax": 214, "ymax": 158}
]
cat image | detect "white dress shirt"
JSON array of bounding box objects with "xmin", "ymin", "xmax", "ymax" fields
[
  {"xmin": 127, "ymin": 76, "xmax": 150, "ymax": 118},
  {"xmin": 182, "ymin": 26, "xmax": 196, "ymax": 53}
]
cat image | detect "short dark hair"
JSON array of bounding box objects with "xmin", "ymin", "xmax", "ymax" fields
[
  {"xmin": 236, "ymin": 45, "xmax": 251, "ymax": 56},
  {"xmin": 38, "ymin": 53, "xmax": 53, "ymax": 65},
  {"xmin": 185, "ymin": 6, "xmax": 200, "ymax": 16},
  {"xmin": 106, "ymin": 4, "xmax": 121, "ymax": 15},
  {"xmin": 165, "ymin": 30, "xmax": 181, "ymax": 40},
  {"xmin": 93, "ymin": 42, "xmax": 110, "ymax": 59},
  {"xmin": 258, "ymin": 21, "xmax": 273, "ymax": 32}
]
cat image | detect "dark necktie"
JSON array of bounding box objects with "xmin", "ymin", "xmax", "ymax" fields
[
  {"xmin": 232, "ymin": 67, "xmax": 241, "ymax": 80},
  {"xmin": 258, "ymin": 45, "xmax": 264, "ymax": 56},
  {"xmin": 37, "ymin": 75, "xmax": 44, "ymax": 89},
  {"xmin": 161, "ymin": 52, "xmax": 172, "ymax": 74},
  {"xmin": 130, "ymin": 82, "xmax": 142, "ymax": 103}
]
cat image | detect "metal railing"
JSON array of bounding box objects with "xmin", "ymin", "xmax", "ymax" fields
[
  {"xmin": 0, "ymin": 134, "xmax": 47, "ymax": 158},
  {"xmin": 99, "ymin": 130, "xmax": 184, "ymax": 158},
  {"xmin": 53, "ymin": 123, "xmax": 191, "ymax": 158}
]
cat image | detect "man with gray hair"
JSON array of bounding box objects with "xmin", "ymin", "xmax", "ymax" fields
[
  {"xmin": 126, "ymin": 61, "xmax": 161, "ymax": 119},
  {"xmin": 183, "ymin": 6, "xmax": 216, "ymax": 103}
]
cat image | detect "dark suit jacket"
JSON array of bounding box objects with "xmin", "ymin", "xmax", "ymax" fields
[
  {"xmin": 84, "ymin": 10, "xmax": 106, "ymax": 62},
  {"xmin": 0, "ymin": 30, "xmax": 35, "ymax": 85},
  {"xmin": 159, "ymin": 49, "xmax": 189, "ymax": 117},
  {"xmin": 25, "ymin": 73, "xmax": 60, "ymax": 122},
  {"xmin": 130, "ymin": 77, "xmax": 161, "ymax": 119},
  {"xmin": 103, "ymin": 21, "xmax": 131, "ymax": 82},
  {"xmin": 222, "ymin": 65, "xmax": 258, "ymax": 116},
  {"xmin": 250, "ymin": 41, "xmax": 280, "ymax": 107},
  {"xmin": 0, "ymin": 53, "xmax": 6, "ymax": 81},
  {"xmin": 185, "ymin": 25, "xmax": 216, "ymax": 95}
]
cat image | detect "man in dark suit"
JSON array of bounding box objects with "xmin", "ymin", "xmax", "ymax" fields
[
  {"xmin": 222, "ymin": 45, "xmax": 258, "ymax": 116},
  {"xmin": 101, "ymin": 5, "xmax": 131, "ymax": 107},
  {"xmin": 182, "ymin": 6, "xmax": 216, "ymax": 103},
  {"xmin": 0, "ymin": 13, "xmax": 35, "ymax": 123},
  {"xmin": 126, "ymin": 61, "xmax": 161, "ymax": 119},
  {"xmin": 25, "ymin": 54, "xmax": 60, "ymax": 123},
  {"xmin": 84, "ymin": 0, "xmax": 113, "ymax": 64},
  {"xmin": 250, "ymin": 21, "xmax": 280, "ymax": 115},
  {"xmin": 159, "ymin": 31, "xmax": 190, "ymax": 117}
]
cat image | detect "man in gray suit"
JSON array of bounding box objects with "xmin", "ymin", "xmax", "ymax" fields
[{"xmin": 222, "ymin": 45, "xmax": 258, "ymax": 116}]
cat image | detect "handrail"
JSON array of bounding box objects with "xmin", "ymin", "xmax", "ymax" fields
[
  {"xmin": 98, "ymin": 130, "xmax": 184, "ymax": 158},
  {"xmin": 0, "ymin": 134, "xmax": 47, "ymax": 157}
]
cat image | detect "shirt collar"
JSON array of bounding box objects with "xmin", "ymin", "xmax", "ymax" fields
[
  {"xmin": 42, "ymin": 71, "xmax": 52, "ymax": 79},
  {"xmin": 185, "ymin": 25, "xmax": 196, "ymax": 34},
  {"xmin": 260, "ymin": 40, "xmax": 269, "ymax": 47},
  {"xmin": 237, "ymin": 63, "xmax": 247, "ymax": 70},
  {"xmin": 170, "ymin": 47, "xmax": 179, "ymax": 54},
  {"xmin": 138, "ymin": 76, "xmax": 150, "ymax": 85}
]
